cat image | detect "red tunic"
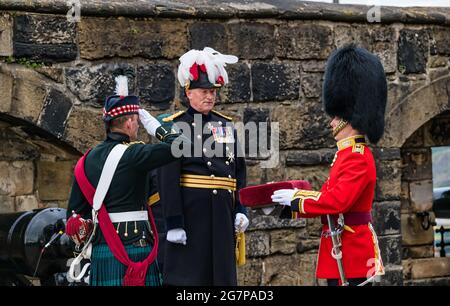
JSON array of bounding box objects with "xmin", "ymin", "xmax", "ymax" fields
[{"xmin": 290, "ymin": 135, "xmax": 384, "ymax": 279}]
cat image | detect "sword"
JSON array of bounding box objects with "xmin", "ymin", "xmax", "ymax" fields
[{"xmin": 326, "ymin": 214, "xmax": 349, "ymax": 286}]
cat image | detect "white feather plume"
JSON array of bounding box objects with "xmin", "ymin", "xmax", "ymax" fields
[
  {"xmin": 114, "ymin": 75, "xmax": 128, "ymax": 96},
  {"xmin": 177, "ymin": 47, "xmax": 239, "ymax": 87}
]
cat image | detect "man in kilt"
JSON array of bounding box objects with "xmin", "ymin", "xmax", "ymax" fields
[{"xmin": 66, "ymin": 74, "xmax": 182, "ymax": 286}]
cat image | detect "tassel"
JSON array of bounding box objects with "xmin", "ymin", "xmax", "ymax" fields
[{"xmin": 235, "ymin": 232, "xmax": 246, "ymax": 266}]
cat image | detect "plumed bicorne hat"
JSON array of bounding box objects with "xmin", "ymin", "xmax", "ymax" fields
[
  {"xmin": 177, "ymin": 47, "xmax": 238, "ymax": 90},
  {"xmin": 103, "ymin": 75, "xmax": 140, "ymax": 123},
  {"xmin": 322, "ymin": 44, "xmax": 387, "ymax": 143}
]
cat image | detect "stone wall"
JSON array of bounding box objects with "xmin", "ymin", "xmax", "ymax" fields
[
  {"xmin": 0, "ymin": 1, "xmax": 449, "ymax": 285},
  {"xmin": 401, "ymin": 111, "xmax": 450, "ymax": 286},
  {"xmin": 0, "ymin": 118, "xmax": 79, "ymax": 213}
]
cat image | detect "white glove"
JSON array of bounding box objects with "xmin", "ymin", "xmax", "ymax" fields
[
  {"xmin": 234, "ymin": 213, "xmax": 249, "ymax": 233},
  {"xmin": 166, "ymin": 228, "xmax": 187, "ymax": 245},
  {"xmin": 271, "ymin": 189, "xmax": 298, "ymax": 206},
  {"xmin": 138, "ymin": 109, "xmax": 161, "ymax": 136}
]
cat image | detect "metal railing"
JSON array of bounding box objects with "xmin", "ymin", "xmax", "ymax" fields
[{"xmin": 435, "ymin": 226, "xmax": 450, "ymax": 257}]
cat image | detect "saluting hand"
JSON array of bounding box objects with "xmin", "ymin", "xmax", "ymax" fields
[{"xmin": 138, "ymin": 109, "xmax": 161, "ymax": 136}]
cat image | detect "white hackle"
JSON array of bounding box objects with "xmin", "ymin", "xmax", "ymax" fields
[
  {"xmin": 114, "ymin": 75, "xmax": 128, "ymax": 96},
  {"xmin": 177, "ymin": 47, "xmax": 238, "ymax": 87}
]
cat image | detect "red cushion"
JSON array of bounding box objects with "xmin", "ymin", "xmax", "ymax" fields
[{"xmin": 239, "ymin": 180, "xmax": 311, "ymax": 208}]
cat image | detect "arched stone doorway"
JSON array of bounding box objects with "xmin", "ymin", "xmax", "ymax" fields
[
  {"xmin": 400, "ymin": 110, "xmax": 450, "ymax": 285},
  {"xmin": 384, "ymin": 74, "xmax": 450, "ymax": 285}
]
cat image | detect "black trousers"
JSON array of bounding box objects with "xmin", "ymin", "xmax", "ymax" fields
[{"xmin": 327, "ymin": 278, "xmax": 372, "ymax": 286}]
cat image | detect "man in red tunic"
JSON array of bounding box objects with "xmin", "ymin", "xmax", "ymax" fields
[{"xmin": 271, "ymin": 44, "xmax": 387, "ymax": 286}]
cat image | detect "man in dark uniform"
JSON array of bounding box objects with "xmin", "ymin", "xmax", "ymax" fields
[
  {"xmin": 271, "ymin": 45, "xmax": 387, "ymax": 286},
  {"xmin": 157, "ymin": 47, "xmax": 249, "ymax": 286},
  {"xmin": 66, "ymin": 75, "xmax": 181, "ymax": 286}
]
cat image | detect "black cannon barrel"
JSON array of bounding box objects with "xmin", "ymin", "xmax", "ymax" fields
[{"xmin": 0, "ymin": 207, "xmax": 73, "ymax": 280}]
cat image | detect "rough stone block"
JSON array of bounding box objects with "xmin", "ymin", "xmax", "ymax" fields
[
  {"xmin": 285, "ymin": 149, "xmax": 335, "ymax": 166},
  {"xmin": 403, "ymin": 257, "xmax": 450, "ymax": 279},
  {"xmin": 270, "ymin": 229, "xmax": 299, "ymax": 255},
  {"xmin": 237, "ymin": 258, "xmax": 262, "ymax": 285},
  {"xmin": 10, "ymin": 73, "xmax": 47, "ymax": 123},
  {"xmin": 15, "ymin": 194, "xmax": 39, "ymax": 212},
  {"xmin": 0, "ymin": 14, "xmax": 13, "ymax": 56},
  {"xmin": 301, "ymin": 60, "xmax": 326, "ymax": 73},
  {"xmin": 372, "ymin": 147, "xmax": 401, "ymax": 161},
  {"xmin": 301, "ymin": 73, "xmax": 322, "ymax": 98},
  {"xmin": 428, "ymin": 56, "xmax": 448, "ymax": 68},
  {"xmin": 13, "ymin": 14, "xmax": 76, "ymax": 62},
  {"xmin": 243, "ymin": 108, "xmax": 270, "ymax": 157},
  {"xmin": 404, "ymin": 276, "xmax": 450, "ymax": 286},
  {"xmin": 37, "ymin": 160, "xmax": 75, "ymax": 201},
  {"xmin": 79, "ymin": 18, "xmax": 187, "ymax": 60},
  {"xmin": 0, "ymin": 70, "xmax": 13, "ymax": 113},
  {"xmin": 229, "ymin": 22, "xmax": 274, "ymax": 59},
  {"xmin": 65, "ymin": 63, "xmax": 135, "ymax": 105},
  {"xmin": 276, "ymin": 23, "xmax": 333, "ymax": 60},
  {"xmin": 296, "ymin": 238, "xmax": 320, "ymax": 254},
  {"xmin": 64, "ymin": 106, "xmax": 105, "ymax": 153},
  {"xmin": 137, "ymin": 64, "xmax": 175, "ymax": 110},
  {"xmin": 378, "ymin": 265, "xmax": 404, "ymax": 286},
  {"xmin": 398, "ymin": 29, "xmax": 429, "ymax": 74},
  {"xmin": 372, "ymin": 201, "xmax": 401, "ymax": 236},
  {"xmin": 189, "ymin": 22, "xmax": 227, "ymax": 52},
  {"xmin": 248, "ymin": 213, "xmax": 306, "ymax": 231},
  {"xmin": 271, "ymin": 103, "xmax": 334, "ymax": 150},
  {"xmin": 0, "ymin": 161, "xmax": 34, "ymax": 196},
  {"xmin": 401, "ymin": 213, "xmax": 434, "ymax": 246},
  {"xmin": 0, "ymin": 195, "xmax": 15, "ymax": 213},
  {"xmin": 373, "ymin": 42, "xmax": 397, "ymax": 74},
  {"xmin": 261, "ymin": 253, "xmax": 317, "ymax": 285},
  {"xmin": 409, "ymin": 180, "xmax": 433, "ymax": 212},
  {"xmin": 402, "ymin": 245, "xmax": 434, "ymax": 259},
  {"xmin": 430, "ymin": 27, "xmax": 450, "ymax": 55},
  {"xmin": 286, "ymin": 165, "xmax": 329, "ymax": 191},
  {"xmin": 378, "ymin": 234, "xmax": 402, "ymax": 266},
  {"xmin": 219, "ymin": 63, "xmax": 251, "ymax": 103},
  {"xmin": 375, "ymin": 159, "xmax": 402, "ymax": 201},
  {"xmin": 39, "ymin": 89, "xmax": 72, "ymax": 138},
  {"xmin": 401, "ymin": 149, "xmax": 432, "ymax": 181},
  {"xmin": 246, "ymin": 230, "xmax": 270, "ymax": 257},
  {"xmin": 251, "ymin": 62, "xmax": 300, "ymax": 102}
]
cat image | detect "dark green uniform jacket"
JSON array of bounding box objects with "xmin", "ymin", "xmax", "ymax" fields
[
  {"xmin": 67, "ymin": 132, "xmax": 177, "ymax": 245},
  {"xmin": 157, "ymin": 107, "xmax": 247, "ymax": 286}
]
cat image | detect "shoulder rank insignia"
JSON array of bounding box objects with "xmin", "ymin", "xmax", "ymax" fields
[
  {"xmin": 162, "ymin": 111, "xmax": 185, "ymax": 122},
  {"xmin": 352, "ymin": 143, "xmax": 365, "ymax": 155},
  {"xmin": 211, "ymin": 110, "xmax": 233, "ymax": 121}
]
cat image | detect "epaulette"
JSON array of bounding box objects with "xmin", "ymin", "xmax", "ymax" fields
[
  {"xmin": 125, "ymin": 141, "xmax": 145, "ymax": 146},
  {"xmin": 162, "ymin": 111, "xmax": 185, "ymax": 122},
  {"xmin": 211, "ymin": 110, "xmax": 233, "ymax": 121},
  {"xmin": 352, "ymin": 143, "xmax": 365, "ymax": 155}
]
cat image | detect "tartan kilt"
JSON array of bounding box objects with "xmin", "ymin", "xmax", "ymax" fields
[{"xmin": 90, "ymin": 243, "xmax": 162, "ymax": 286}]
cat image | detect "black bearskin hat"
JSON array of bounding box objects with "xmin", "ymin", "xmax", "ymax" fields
[{"xmin": 322, "ymin": 44, "xmax": 387, "ymax": 143}]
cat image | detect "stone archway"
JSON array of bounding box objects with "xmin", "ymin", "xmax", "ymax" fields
[
  {"xmin": 383, "ymin": 75, "xmax": 450, "ymax": 148},
  {"xmin": 382, "ymin": 74, "xmax": 450, "ymax": 285}
]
